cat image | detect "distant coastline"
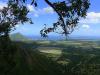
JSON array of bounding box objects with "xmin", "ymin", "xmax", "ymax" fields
[{"xmin": 26, "ymin": 35, "xmax": 100, "ymax": 41}]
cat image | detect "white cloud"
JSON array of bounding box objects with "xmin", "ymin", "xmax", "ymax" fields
[
  {"xmin": 79, "ymin": 12, "xmax": 100, "ymax": 24},
  {"xmin": 87, "ymin": 12, "xmax": 100, "ymax": 19},
  {"xmin": 27, "ymin": 4, "xmax": 35, "ymax": 12},
  {"xmin": 0, "ymin": 2, "xmax": 54, "ymax": 17},
  {"xmin": 43, "ymin": 7, "xmax": 54, "ymax": 14},
  {"xmin": 0, "ymin": 1, "xmax": 7, "ymax": 9},
  {"xmin": 27, "ymin": 4, "xmax": 39, "ymax": 17},
  {"xmin": 82, "ymin": 24, "xmax": 90, "ymax": 29},
  {"xmin": 27, "ymin": 4, "xmax": 54, "ymax": 17},
  {"xmin": 15, "ymin": 25, "xmax": 19, "ymax": 28}
]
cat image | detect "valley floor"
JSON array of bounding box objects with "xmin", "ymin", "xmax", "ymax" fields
[{"xmin": 0, "ymin": 40, "xmax": 100, "ymax": 75}]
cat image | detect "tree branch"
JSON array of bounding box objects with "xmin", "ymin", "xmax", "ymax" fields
[{"xmin": 44, "ymin": 0, "xmax": 68, "ymax": 37}]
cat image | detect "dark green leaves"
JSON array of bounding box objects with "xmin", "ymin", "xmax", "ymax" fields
[
  {"xmin": 31, "ymin": 0, "xmax": 34, "ymax": 5},
  {"xmin": 34, "ymin": 2, "xmax": 37, "ymax": 7},
  {"xmin": 40, "ymin": 0, "xmax": 90, "ymax": 38},
  {"xmin": 12, "ymin": 0, "xmax": 90, "ymax": 38},
  {"xmin": 0, "ymin": 0, "xmax": 32, "ymax": 37}
]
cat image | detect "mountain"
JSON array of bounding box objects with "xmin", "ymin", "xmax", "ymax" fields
[{"xmin": 10, "ymin": 33, "xmax": 31, "ymax": 41}]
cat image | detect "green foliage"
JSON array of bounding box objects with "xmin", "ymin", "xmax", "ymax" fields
[
  {"xmin": 0, "ymin": 1, "xmax": 32, "ymax": 74},
  {"xmin": 0, "ymin": 0, "xmax": 32, "ymax": 38},
  {"xmin": 0, "ymin": 40, "xmax": 100, "ymax": 75},
  {"xmin": 0, "ymin": 42, "xmax": 63, "ymax": 75},
  {"xmin": 13, "ymin": 0, "xmax": 90, "ymax": 38},
  {"xmin": 37, "ymin": 40, "xmax": 100, "ymax": 75},
  {"xmin": 0, "ymin": 0, "xmax": 93, "ymax": 75},
  {"xmin": 0, "ymin": 41, "xmax": 18, "ymax": 75},
  {"xmin": 40, "ymin": 0, "xmax": 90, "ymax": 37}
]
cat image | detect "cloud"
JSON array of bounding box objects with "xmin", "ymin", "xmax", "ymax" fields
[
  {"xmin": 82, "ymin": 24, "xmax": 90, "ymax": 29},
  {"xmin": 27, "ymin": 4, "xmax": 35, "ymax": 12},
  {"xmin": 27, "ymin": 4, "xmax": 54, "ymax": 17},
  {"xmin": 0, "ymin": 1, "xmax": 7, "ymax": 9},
  {"xmin": 15, "ymin": 25, "xmax": 20, "ymax": 28},
  {"xmin": 79, "ymin": 12, "xmax": 100, "ymax": 24},
  {"xmin": 0, "ymin": 2, "xmax": 54, "ymax": 17},
  {"xmin": 27, "ymin": 4, "xmax": 39, "ymax": 17},
  {"xmin": 43, "ymin": 7, "xmax": 54, "ymax": 14}
]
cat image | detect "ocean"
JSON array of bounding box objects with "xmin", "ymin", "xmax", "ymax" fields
[{"xmin": 26, "ymin": 35, "xmax": 100, "ymax": 41}]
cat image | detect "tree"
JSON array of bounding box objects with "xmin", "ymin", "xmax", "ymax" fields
[
  {"xmin": 41, "ymin": 0, "xmax": 90, "ymax": 38},
  {"xmin": 0, "ymin": 0, "xmax": 90, "ymax": 74},
  {"xmin": 0, "ymin": 0, "xmax": 90, "ymax": 60},
  {"xmin": 14, "ymin": 0, "xmax": 90, "ymax": 38},
  {"xmin": 0, "ymin": 0, "xmax": 90, "ymax": 37},
  {"xmin": 0, "ymin": 1, "xmax": 32, "ymax": 71},
  {"xmin": 0, "ymin": 0, "xmax": 34, "ymax": 53},
  {"xmin": 0, "ymin": 0, "xmax": 32, "ymax": 40}
]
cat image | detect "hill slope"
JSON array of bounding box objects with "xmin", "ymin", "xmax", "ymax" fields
[
  {"xmin": 0, "ymin": 41, "xmax": 63, "ymax": 75},
  {"xmin": 10, "ymin": 33, "xmax": 31, "ymax": 41}
]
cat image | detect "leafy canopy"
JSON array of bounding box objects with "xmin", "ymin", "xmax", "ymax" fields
[
  {"xmin": 16, "ymin": 0, "xmax": 90, "ymax": 38},
  {"xmin": 0, "ymin": 0, "xmax": 32, "ymax": 37},
  {"xmin": 40, "ymin": 0, "xmax": 90, "ymax": 38},
  {"xmin": 0, "ymin": 0, "xmax": 90, "ymax": 38}
]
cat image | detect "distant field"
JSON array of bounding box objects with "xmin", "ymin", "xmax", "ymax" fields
[
  {"xmin": 35, "ymin": 40, "xmax": 100, "ymax": 74},
  {"xmin": 33, "ymin": 40, "xmax": 100, "ymax": 61},
  {"xmin": 3, "ymin": 40, "xmax": 100, "ymax": 75}
]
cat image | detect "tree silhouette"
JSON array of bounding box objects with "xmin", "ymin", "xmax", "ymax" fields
[
  {"xmin": 14, "ymin": 0, "xmax": 90, "ymax": 38},
  {"xmin": 0, "ymin": 0, "xmax": 90, "ymax": 39},
  {"xmin": 40, "ymin": 0, "xmax": 90, "ymax": 38},
  {"xmin": 0, "ymin": 1, "xmax": 32, "ymax": 68},
  {"xmin": 0, "ymin": 0, "xmax": 32, "ymax": 40}
]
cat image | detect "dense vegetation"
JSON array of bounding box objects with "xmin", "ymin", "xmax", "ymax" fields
[
  {"xmin": 1, "ymin": 39, "xmax": 100, "ymax": 75},
  {"xmin": 0, "ymin": 41, "xmax": 62, "ymax": 75},
  {"xmin": 36, "ymin": 40, "xmax": 100, "ymax": 75},
  {"xmin": 1, "ymin": 0, "xmax": 98, "ymax": 75}
]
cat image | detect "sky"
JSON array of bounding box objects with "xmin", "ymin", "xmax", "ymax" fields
[{"xmin": 0, "ymin": 0, "xmax": 100, "ymax": 37}]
